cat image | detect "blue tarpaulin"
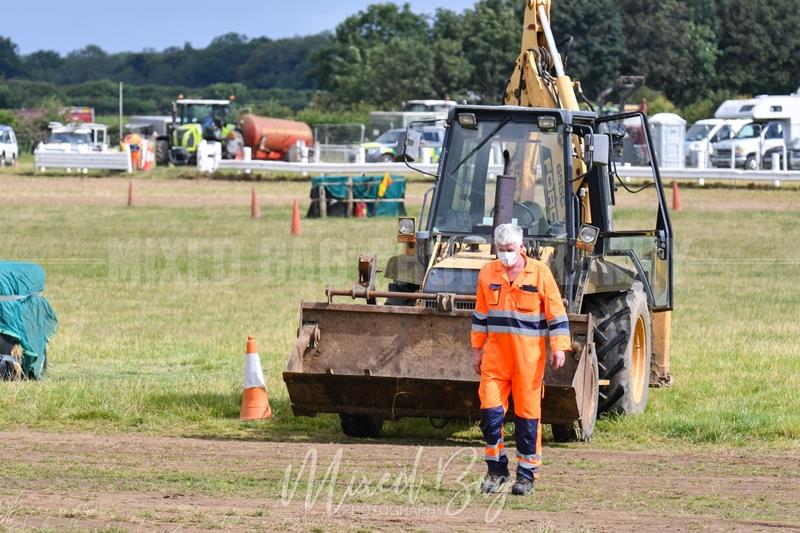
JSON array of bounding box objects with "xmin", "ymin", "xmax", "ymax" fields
[{"xmin": 0, "ymin": 262, "xmax": 58, "ymax": 379}]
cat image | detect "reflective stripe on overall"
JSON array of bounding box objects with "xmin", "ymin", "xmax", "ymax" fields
[{"xmin": 472, "ymin": 256, "xmax": 571, "ymax": 480}]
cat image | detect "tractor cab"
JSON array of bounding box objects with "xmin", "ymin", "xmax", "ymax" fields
[
  {"xmin": 402, "ymin": 105, "xmax": 673, "ymax": 318},
  {"xmin": 169, "ymin": 98, "xmax": 240, "ymax": 164},
  {"xmin": 176, "ymin": 100, "xmax": 233, "ymax": 137}
]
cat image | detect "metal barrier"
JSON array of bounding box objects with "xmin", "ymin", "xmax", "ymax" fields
[
  {"xmin": 616, "ymin": 165, "xmax": 800, "ymax": 185},
  {"xmin": 215, "ymin": 159, "xmax": 438, "ymax": 176},
  {"xmin": 314, "ymin": 144, "xmax": 363, "ymax": 164},
  {"xmin": 207, "ymin": 148, "xmax": 800, "ymax": 186},
  {"xmin": 34, "ymin": 146, "xmax": 132, "ymax": 173}
]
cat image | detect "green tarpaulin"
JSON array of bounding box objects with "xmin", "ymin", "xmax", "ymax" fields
[
  {"xmin": 0, "ymin": 262, "xmax": 58, "ymax": 379},
  {"xmin": 307, "ymin": 175, "xmax": 406, "ymax": 218}
]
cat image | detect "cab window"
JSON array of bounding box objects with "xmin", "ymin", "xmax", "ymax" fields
[
  {"xmin": 765, "ymin": 123, "xmax": 783, "ymax": 140},
  {"xmin": 712, "ymin": 126, "xmax": 731, "ymax": 143}
]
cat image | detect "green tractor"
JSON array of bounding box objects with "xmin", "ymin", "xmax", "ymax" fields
[{"xmin": 156, "ymin": 98, "xmax": 243, "ymax": 165}]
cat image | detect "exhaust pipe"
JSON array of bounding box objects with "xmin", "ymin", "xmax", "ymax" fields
[{"xmin": 491, "ymin": 150, "xmax": 517, "ymax": 254}]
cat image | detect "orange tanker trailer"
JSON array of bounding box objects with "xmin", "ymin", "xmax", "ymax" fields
[{"xmin": 239, "ymin": 114, "xmax": 313, "ymax": 161}]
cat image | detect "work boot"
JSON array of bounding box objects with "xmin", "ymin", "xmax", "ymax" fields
[
  {"xmin": 511, "ymin": 476, "xmax": 534, "ymax": 496},
  {"xmin": 479, "ymin": 472, "xmax": 509, "ymax": 494}
]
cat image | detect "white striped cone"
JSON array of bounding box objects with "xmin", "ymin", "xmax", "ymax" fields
[{"xmin": 240, "ymin": 336, "xmax": 272, "ymax": 420}]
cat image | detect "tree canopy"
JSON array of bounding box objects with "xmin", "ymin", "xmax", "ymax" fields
[{"xmin": 0, "ymin": 0, "xmax": 798, "ymax": 117}]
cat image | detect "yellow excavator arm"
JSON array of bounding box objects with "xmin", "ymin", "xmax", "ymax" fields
[
  {"xmin": 505, "ymin": 0, "xmax": 580, "ymax": 111},
  {"xmin": 505, "ymin": 0, "xmax": 588, "ymax": 196}
]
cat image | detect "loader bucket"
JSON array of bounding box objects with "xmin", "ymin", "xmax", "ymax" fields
[{"xmin": 283, "ymin": 302, "xmax": 598, "ymax": 437}]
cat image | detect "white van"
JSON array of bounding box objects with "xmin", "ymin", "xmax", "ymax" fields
[
  {"xmin": 684, "ymin": 119, "xmax": 750, "ymax": 167},
  {"xmin": 38, "ymin": 122, "xmax": 108, "ymax": 153},
  {"xmin": 711, "ymin": 121, "xmax": 784, "ymax": 170},
  {"xmin": 710, "ymin": 95, "xmax": 800, "ymax": 170},
  {"xmin": 0, "ymin": 125, "xmax": 18, "ymax": 165}
]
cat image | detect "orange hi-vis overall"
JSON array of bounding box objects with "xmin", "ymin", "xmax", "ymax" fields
[{"xmin": 471, "ymin": 256, "xmax": 571, "ymax": 480}]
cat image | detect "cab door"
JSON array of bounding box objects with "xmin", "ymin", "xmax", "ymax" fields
[{"xmin": 596, "ymin": 112, "xmax": 673, "ymax": 310}]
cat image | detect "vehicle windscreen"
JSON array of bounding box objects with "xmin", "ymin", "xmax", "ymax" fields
[
  {"xmin": 0, "ymin": 131, "xmax": 10, "ymax": 143},
  {"xmin": 685, "ymin": 124, "xmax": 713, "ymax": 141},
  {"xmin": 422, "ymin": 129, "xmax": 445, "ymax": 143},
  {"xmin": 433, "ymin": 118, "xmax": 566, "ymax": 239},
  {"xmin": 735, "ymin": 123, "xmax": 761, "ymax": 139},
  {"xmin": 50, "ymin": 132, "xmax": 92, "ymax": 144},
  {"xmin": 181, "ymin": 105, "xmax": 227, "ymax": 124},
  {"xmin": 376, "ymin": 130, "xmax": 402, "ymax": 144}
]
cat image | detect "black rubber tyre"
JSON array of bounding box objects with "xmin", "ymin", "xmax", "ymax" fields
[
  {"xmin": 0, "ymin": 334, "xmax": 47, "ymax": 379},
  {"xmin": 583, "ymin": 281, "xmax": 652, "ymax": 416},
  {"xmin": 340, "ymin": 414, "xmax": 383, "ymax": 438},
  {"xmin": 0, "ymin": 333, "xmax": 13, "ymax": 355},
  {"xmin": 379, "ymin": 153, "xmax": 395, "ymax": 163},
  {"xmin": 0, "ymin": 334, "xmax": 21, "ymax": 381},
  {"xmin": 156, "ymin": 139, "xmax": 170, "ymax": 166},
  {"xmin": 744, "ymin": 155, "xmax": 759, "ymax": 171}
]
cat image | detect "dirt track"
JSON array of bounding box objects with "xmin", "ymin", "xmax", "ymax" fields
[{"xmin": 2, "ymin": 431, "xmax": 798, "ymax": 532}]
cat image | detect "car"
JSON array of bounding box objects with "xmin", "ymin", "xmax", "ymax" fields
[
  {"xmin": 37, "ymin": 122, "xmax": 108, "ymax": 153},
  {"xmin": 710, "ymin": 121, "xmax": 784, "ymax": 170},
  {"xmin": 0, "ymin": 125, "xmax": 18, "ymax": 166},
  {"xmin": 362, "ymin": 126, "xmax": 445, "ymax": 163},
  {"xmin": 684, "ymin": 119, "xmax": 750, "ymax": 168},
  {"xmin": 763, "ymin": 143, "xmax": 800, "ymax": 170},
  {"xmin": 363, "ymin": 128, "xmax": 404, "ymax": 163}
]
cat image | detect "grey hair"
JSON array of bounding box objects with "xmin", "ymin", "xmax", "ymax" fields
[{"xmin": 494, "ymin": 223, "xmax": 523, "ymax": 246}]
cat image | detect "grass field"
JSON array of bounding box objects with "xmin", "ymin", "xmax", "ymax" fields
[
  {"xmin": 1, "ymin": 173, "xmax": 799, "ymax": 530},
  {"xmin": 1, "ymin": 174, "xmax": 798, "ymax": 448}
]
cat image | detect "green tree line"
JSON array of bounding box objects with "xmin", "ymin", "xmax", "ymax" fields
[{"xmin": 1, "ymin": 0, "xmax": 799, "ymax": 121}]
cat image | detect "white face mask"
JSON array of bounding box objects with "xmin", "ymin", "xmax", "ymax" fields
[{"xmin": 497, "ymin": 250, "xmax": 519, "ymax": 267}]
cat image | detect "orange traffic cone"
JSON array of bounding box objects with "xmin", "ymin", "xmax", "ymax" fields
[
  {"xmin": 127, "ymin": 180, "xmax": 135, "ymax": 207},
  {"xmin": 291, "ymin": 199, "xmax": 302, "ymax": 235},
  {"xmin": 251, "ymin": 188, "xmax": 261, "ymax": 219},
  {"xmin": 240, "ymin": 336, "xmax": 272, "ymax": 420},
  {"xmin": 672, "ymin": 181, "xmax": 682, "ymax": 211}
]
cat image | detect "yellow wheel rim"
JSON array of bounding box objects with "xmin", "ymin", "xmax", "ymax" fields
[{"xmin": 631, "ymin": 316, "xmax": 647, "ymax": 404}]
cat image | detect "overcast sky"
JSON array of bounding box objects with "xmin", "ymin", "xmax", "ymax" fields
[{"xmin": 5, "ymin": 1, "xmax": 477, "ymax": 55}]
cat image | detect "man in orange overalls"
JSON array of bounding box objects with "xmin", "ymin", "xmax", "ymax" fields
[{"xmin": 471, "ymin": 224, "xmax": 571, "ymax": 495}]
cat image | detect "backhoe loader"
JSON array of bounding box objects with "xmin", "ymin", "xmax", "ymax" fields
[{"xmin": 283, "ymin": 0, "xmax": 674, "ymax": 441}]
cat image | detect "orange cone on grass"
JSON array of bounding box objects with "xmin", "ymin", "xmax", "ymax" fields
[
  {"xmin": 251, "ymin": 188, "xmax": 261, "ymax": 219},
  {"xmin": 291, "ymin": 199, "xmax": 302, "ymax": 235},
  {"xmin": 672, "ymin": 181, "xmax": 682, "ymax": 211},
  {"xmin": 240, "ymin": 336, "xmax": 272, "ymax": 420}
]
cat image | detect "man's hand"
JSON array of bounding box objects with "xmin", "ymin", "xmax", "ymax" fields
[
  {"xmin": 472, "ymin": 347, "xmax": 483, "ymax": 375},
  {"xmin": 550, "ymin": 350, "xmax": 566, "ymax": 370}
]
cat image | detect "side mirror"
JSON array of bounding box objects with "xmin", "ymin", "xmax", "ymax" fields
[
  {"xmin": 402, "ymin": 128, "xmax": 422, "ymax": 162},
  {"xmin": 393, "ymin": 131, "xmax": 407, "ymax": 162},
  {"xmin": 610, "ymin": 123, "xmax": 627, "ymax": 142},
  {"xmin": 610, "ymin": 123, "xmax": 627, "ymax": 158},
  {"xmin": 587, "ymin": 134, "xmax": 610, "ymax": 167}
]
